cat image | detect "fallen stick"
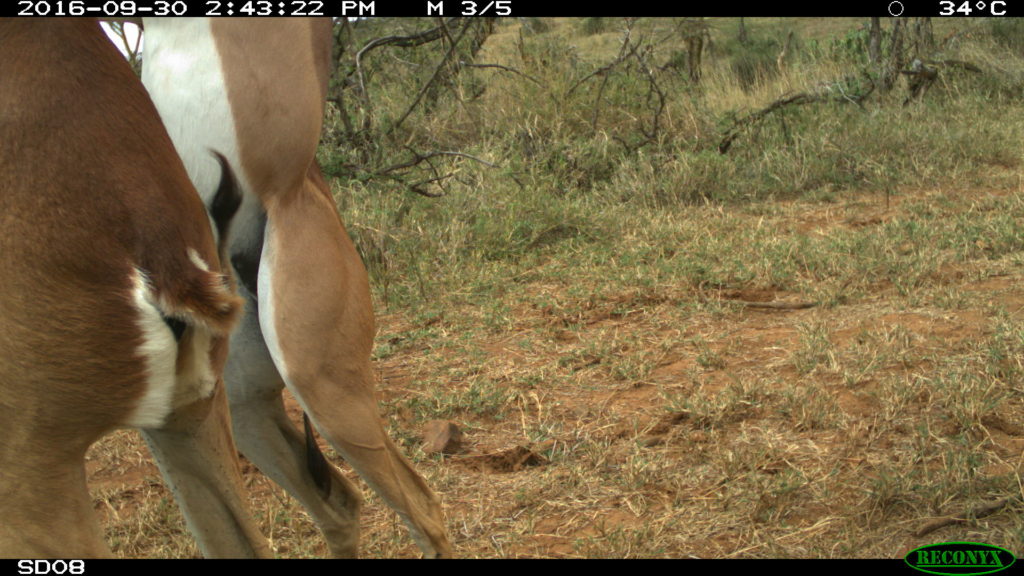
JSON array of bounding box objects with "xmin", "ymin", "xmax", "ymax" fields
[
  {"xmin": 914, "ymin": 497, "xmax": 1014, "ymax": 537},
  {"xmin": 740, "ymin": 300, "xmax": 818, "ymax": 310}
]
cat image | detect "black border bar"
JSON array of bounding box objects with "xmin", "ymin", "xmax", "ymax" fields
[{"xmin": 6, "ymin": 0, "xmax": 1017, "ymax": 18}]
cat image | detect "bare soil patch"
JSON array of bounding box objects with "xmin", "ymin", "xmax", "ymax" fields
[{"xmin": 87, "ymin": 187, "xmax": 1024, "ymax": 558}]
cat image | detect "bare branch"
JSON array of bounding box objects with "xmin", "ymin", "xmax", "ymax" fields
[
  {"xmin": 377, "ymin": 150, "xmax": 497, "ymax": 175},
  {"xmin": 566, "ymin": 22, "xmax": 635, "ymax": 97},
  {"xmin": 458, "ymin": 62, "xmax": 543, "ymax": 86},
  {"xmin": 630, "ymin": 43, "xmax": 666, "ymax": 147},
  {"xmin": 742, "ymin": 301, "xmax": 819, "ymax": 310},
  {"xmin": 104, "ymin": 21, "xmax": 142, "ymax": 72},
  {"xmin": 356, "ymin": 17, "xmax": 461, "ymax": 54},
  {"xmin": 388, "ymin": 21, "xmax": 473, "ymax": 135},
  {"xmin": 719, "ymin": 73, "xmax": 875, "ymax": 154},
  {"xmin": 409, "ymin": 174, "xmax": 455, "ymax": 197},
  {"xmin": 581, "ymin": 21, "xmax": 639, "ymax": 130},
  {"xmin": 353, "ymin": 18, "xmax": 463, "ymax": 131}
]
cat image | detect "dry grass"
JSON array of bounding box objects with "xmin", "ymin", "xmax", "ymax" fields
[
  {"xmin": 76, "ymin": 17, "xmax": 1024, "ymax": 559},
  {"xmin": 87, "ymin": 186, "xmax": 1024, "ymax": 558}
]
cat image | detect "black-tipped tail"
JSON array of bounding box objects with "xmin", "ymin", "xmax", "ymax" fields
[{"xmin": 208, "ymin": 151, "xmax": 242, "ymax": 252}]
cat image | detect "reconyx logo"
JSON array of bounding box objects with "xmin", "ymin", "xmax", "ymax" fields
[{"xmin": 905, "ymin": 542, "xmax": 1016, "ymax": 575}]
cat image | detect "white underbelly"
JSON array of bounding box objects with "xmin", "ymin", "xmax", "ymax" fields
[
  {"xmin": 141, "ymin": 17, "xmax": 264, "ymax": 257},
  {"xmin": 141, "ymin": 18, "xmax": 248, "ymax": 204}
]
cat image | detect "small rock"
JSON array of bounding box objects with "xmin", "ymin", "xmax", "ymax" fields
[{"xmin": 422, "ymin": 420, "xmax": 464, "ymax": 454}]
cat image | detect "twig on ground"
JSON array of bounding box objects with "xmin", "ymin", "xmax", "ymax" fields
[{"xmin": 914, "ymin": 497, "xmax": 1016, "ymax": 537}]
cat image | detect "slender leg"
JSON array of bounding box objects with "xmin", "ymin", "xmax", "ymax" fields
[
  {"xmin": 258, "ymin": 182, "xmax": 453, "ymax": 558},
  {"xmin": 141, "ymin": 381, "xmax": 272, "ymax": 559},
  {"xmin": 224, "ymin": 291, "xmax": 365, "ymax": 557},
  {"xmin": 0, "ymin": 445, "xmax": 109, "ymax": 558},
  {"xmin": 293, "ymin": 371, "xmax": 454, "ymax": 559}
]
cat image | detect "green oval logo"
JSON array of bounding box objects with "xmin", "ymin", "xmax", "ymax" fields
[{"xmin": 905, "ymin": 542, "xmax": 1016, "ymax": 575}]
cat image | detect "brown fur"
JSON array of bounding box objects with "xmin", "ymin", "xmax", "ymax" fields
[
  {"xmin": 142, "ymin": 18, "xmax": 452, "ymax": 558},
  {"xmin": 220, "ymin": 19, "xmax": 451, "ymax": 557},
  {"xmin": 0, "ymin": 19, "xmax": 254, "ymax": 557},
  {"xmin": 212, "ymin": 18, "xmax": 329, "ymax": 201}
]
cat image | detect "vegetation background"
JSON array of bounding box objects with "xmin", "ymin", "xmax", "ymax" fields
[{"xmin": 92, "ymin": 17, "xmax": 1024, "ymax": 558}]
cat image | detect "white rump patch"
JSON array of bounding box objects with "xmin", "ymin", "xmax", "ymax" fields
[
  {"xmin": 141, "ymin": 18, "xmax": 252, "ymax": 206},
  {"xmin": 126, "ymin": 268, "xmax": 219, "ymax": 429},
  {"xmin": 126, "ymin": 269, "xmax": 177, "ymax": 429}
]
